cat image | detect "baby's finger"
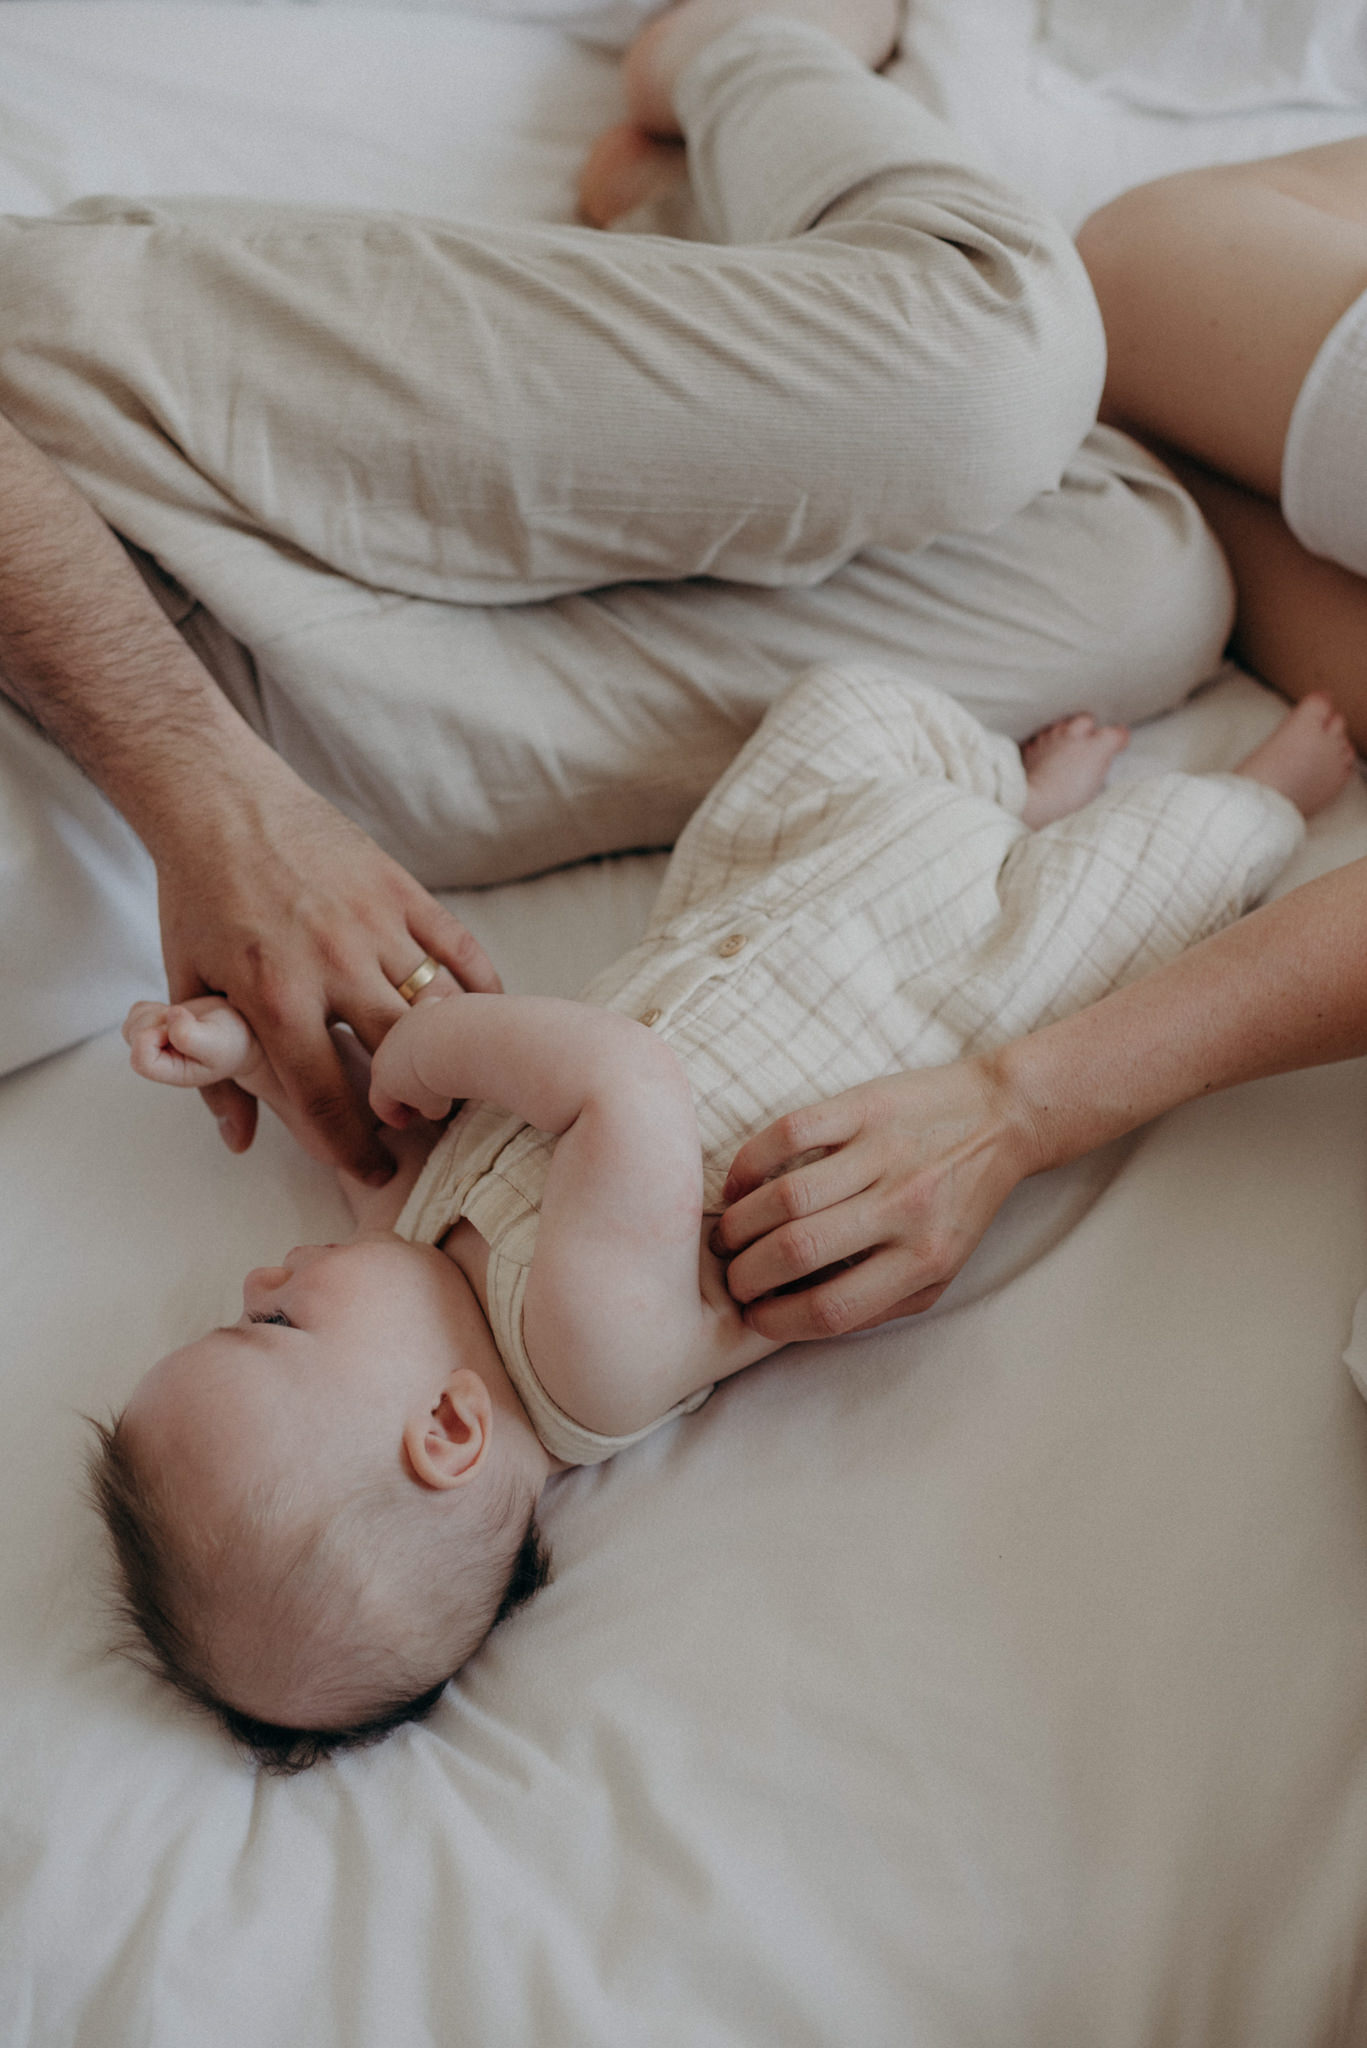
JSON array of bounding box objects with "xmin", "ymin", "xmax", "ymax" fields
[
  {"xmin": 369, "ymin": 1084, "xmax": 414, "ymax": 1130},
  {"xmin": 165, "ymin": 1001, "xmax": 257, "ymax": 1075},
  {"xmin": 123, "ymin": 1000, "xmax": 177, "ymax": 1053},
  {"xmin": 722, "ymin": 1097, "xmax": 859, "ymax": 1203},
  {"xmin": 369, "ymin": 1071, "xmax": 452, "ymax": 1128},
  {"xmin": 125, "ymin": 1024, "xmax": 174, "ymax": 1081},
  {"xmin": 712, "ymin": 1144, "xmax": 874, "ymax": 1257}
]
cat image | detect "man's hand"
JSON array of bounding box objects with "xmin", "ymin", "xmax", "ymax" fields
[
  {"xmin": 0, "ymin": 409, "xmax": 497, "ymax": 1178},
  {"xmin": 152, "ymin": 750, "xmax": 499, "ymax": 1180},
  {"xmin": 712, "ymin": 1059, "xmax": 1039, "ymax": 1343}
]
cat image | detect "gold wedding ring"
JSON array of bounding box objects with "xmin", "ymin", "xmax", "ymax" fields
[{"xmin": 395, "ymin": 955, "xmax": 440, "ymax": 1004}]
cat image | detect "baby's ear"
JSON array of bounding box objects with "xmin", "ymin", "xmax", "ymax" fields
[{"xmin": 404, "ymin": 1370, "xmax": 492, "ymax": 1490}]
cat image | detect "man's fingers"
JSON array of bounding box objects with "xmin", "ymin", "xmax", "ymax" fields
[
  {"xmin": 199, "ymin": 1078, "xmax": 258, "ymax": 1154},
  {"xmin": 417, "ymin": 903, "xmax": 502, "ymax": 995},
  {"xmin": 259, "ymin": 1010, "xmax": 395, "ymax": 1181},
  {"xmin": 341, "ymin": 926, "xmax": 493, "ymax": 1056},
  {"xmin": 740, "ymin": 1248, "xmax": 937, "ymax": 1345},
  {"xmin": 344, "ymin": 962, "xmax": 438, "ymax": 1057}
]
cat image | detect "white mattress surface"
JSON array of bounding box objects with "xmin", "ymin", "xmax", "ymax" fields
[{"xmin": 4, "ymin": 6, "xmax": 1367, "ymax": 2044}]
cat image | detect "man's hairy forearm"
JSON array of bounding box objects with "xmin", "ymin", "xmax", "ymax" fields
[
  {"xmin": 0, "ymin": 411, "xmax": 267, "ymax": 847},
  {"xmin": 999, "ymin": 856, "xmax": 1367, "ymax": 1174}
]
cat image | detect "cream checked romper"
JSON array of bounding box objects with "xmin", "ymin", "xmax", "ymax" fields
[{"xmin": 396, "ymin": 662, "xmax": 1304, "ymax": 1463}]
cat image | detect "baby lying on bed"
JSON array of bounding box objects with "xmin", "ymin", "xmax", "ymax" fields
[{"xmin": 94, "ymin": 664, "xmax": 1351, "ymax": 1769}]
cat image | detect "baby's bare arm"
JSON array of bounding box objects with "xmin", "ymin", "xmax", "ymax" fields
[{"xmin": 371, "ymin": 995, "xmax": 709, "ymax": 1432}]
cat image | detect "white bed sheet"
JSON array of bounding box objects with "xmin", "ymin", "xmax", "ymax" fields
[{"xmin": 4, "ymin": 5, "xmax": 1367, "ymax": 2044}]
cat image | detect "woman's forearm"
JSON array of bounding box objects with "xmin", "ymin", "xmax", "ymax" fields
[
  {"xmin": 1000, "ymin": 854, "xmax": 1367, "ymax": 1174},
  {"xmin": 720, "ymin": 855, "xmax": 1367, "ymax": 1342}
]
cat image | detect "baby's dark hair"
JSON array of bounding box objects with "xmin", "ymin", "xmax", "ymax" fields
[{"xmin": 87, "ymin": 1412, "xmax": 552, "ymax": 1774}]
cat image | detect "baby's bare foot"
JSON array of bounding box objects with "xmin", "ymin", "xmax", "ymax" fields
[
  {"xmin": 578, "ymin": 122, "xmax": 688, "ymax": 228},
  {"xmin": 624, "ymin": 0, "xmax": 900, "ymax": 138},
  {"xmin": 1020, "ymin": 714, "xmax": 1130, "ymax": 828},
  {"xmin": 1233, "ymin": 693, "xmax": 1356, "ymax": 818}
]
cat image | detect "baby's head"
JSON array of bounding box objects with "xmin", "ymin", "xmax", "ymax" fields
[{"xmin": 90, "ymin": 1235, "xmax": 551, "ymax": 1771}]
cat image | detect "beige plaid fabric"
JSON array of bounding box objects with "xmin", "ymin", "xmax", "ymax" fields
[{"xmin": 398, "ymin": 663, "xmax": 1303, "ymax": 1461}]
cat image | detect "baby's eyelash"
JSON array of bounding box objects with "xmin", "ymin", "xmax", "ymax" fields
[{"xmin": 248, "ymin": 1309, "xmax": 293, "ymax": 1328}]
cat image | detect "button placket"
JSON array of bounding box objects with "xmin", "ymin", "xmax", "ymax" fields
[{"xmin": 628, "ymin": 916, "xmax": 770, "ymax": 1037}]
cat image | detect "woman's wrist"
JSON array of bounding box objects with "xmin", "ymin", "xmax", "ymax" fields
[{"xmin": 986, "ymin": 1018, "xmax": 1142, "ymax": 1182}]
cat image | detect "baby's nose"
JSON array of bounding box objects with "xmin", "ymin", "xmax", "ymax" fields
[
  {"xmin": 243, "ymin": 1263, "xmax": 292, "ymax": 1303},
  {"xmin": 282, "ymin": 1243, "xmax": 339, "ymax": 1270}
]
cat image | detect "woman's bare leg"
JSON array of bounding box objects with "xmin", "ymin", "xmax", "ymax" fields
[
  {"xmin": 1164, "ymin": 453, "xmax": 1367, "ymax": 734},
  {"xmin": 1077, "ymin": 142, "xmax": 1367, "ymax": 498},
  {"xmin": 1076, "ymin": 142, "xmax": 1367, "ymax": 743}
]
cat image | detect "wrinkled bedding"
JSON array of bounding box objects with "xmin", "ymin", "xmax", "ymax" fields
[{"xmin": 3, "ymin": 5, "xmax": 1367, "ymax": 2043}]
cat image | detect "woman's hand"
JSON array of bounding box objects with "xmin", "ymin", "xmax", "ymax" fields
[{"xmin": 713, "ymin": 1059, "xmax": 1039, "ymax": 1342}]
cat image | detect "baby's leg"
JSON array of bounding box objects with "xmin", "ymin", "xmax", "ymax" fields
[
  {"xmin": 1020, "ymin": 717, "xmax": 1130, "ymax": 829},
  {"xmin": 1230, "ymin": 693, "xmax": 1355, "ymax": 818}
]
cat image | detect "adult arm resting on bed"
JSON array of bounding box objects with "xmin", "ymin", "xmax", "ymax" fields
[
  {"xmin": 716, "ymin": 856, "xmax": 1367, "ymax": 1340},
  {"xmin": 0, "ymin": 410, "xmax": 497, "ymax": 1178}
]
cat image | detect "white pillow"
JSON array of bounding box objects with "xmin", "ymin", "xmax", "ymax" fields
[
  {"xmin": 0, "ymin": 0, "xmax": 666, "ymax": 51},
  {"xmin": 1039, "ymin": 0, "xmax": 1367, "ymax": 112},
  {"xmin": 312, "ymin": 0, "xmax": 665, "ymax": 46}
]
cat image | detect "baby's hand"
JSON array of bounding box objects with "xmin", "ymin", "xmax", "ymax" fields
[
  {"xmin": 368, "ymin": 1000, "xmax": 458, "ymax": 1128},
  {"xmin": 122, "ymin": 997, "xmax": 263, "ymax": 1090}
]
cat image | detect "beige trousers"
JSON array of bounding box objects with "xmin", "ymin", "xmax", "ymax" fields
[{"xmin": 0, "ymin": 19, "xmax": 1233, "ymax": 1064}]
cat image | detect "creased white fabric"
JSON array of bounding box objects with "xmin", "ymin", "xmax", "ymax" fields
[
  {"xmin": 1040, "ymin": 0, "xmax": 1367, "ymax": 113},
  {"xmin": 7, "ymin": 8, "xmax": 1367, "ymax": 2046}
]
